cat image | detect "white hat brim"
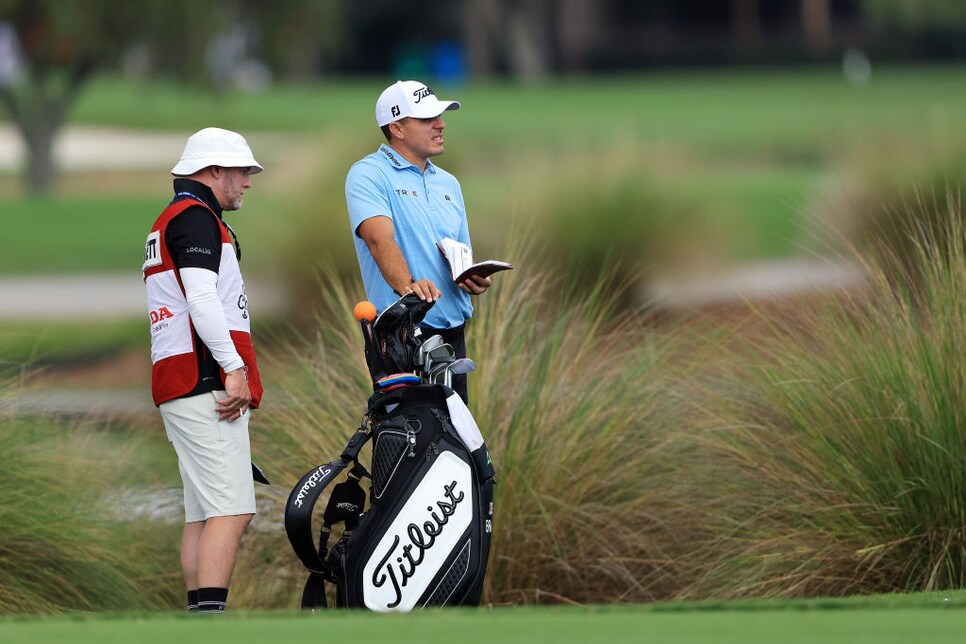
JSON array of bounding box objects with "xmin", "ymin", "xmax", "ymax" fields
[
  {"xmin": 409, "ymin": 99, "xmax": 461, "ymax": 121},
  {"xmin": 171, "ymin": 156, "xmax": 264, "ymax": 176}
]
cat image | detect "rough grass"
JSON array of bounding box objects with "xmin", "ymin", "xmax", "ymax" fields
[
  {"xmin": 813, "ymin": 130, "xmax": 966, "ymax": 270},
  {"xmin": 676, "ymin": 203, "xmax": 966, "ymax": 598},
  {"xmin": 0, "ymin": 382, "xmax": 182, "ymax": 613}
]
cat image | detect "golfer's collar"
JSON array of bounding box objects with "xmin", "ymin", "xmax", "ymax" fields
[
  {"xmin": 378, "ymin": 144, "xmax": 412, "ymax": 170},
  {"xmin": 378, "ymin": 144, "xmax": 435, "ymax": 174}
]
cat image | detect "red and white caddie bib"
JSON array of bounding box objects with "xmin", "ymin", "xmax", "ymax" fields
[{"xmin": 142, "ymin": 199, "xmax": 263, "ymax": 407}]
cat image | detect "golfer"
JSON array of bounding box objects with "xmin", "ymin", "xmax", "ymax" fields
[
  {"xmin": 142, "ymin": 127, "xmax": 264, "ymax": 614},
  {"xmin": 345, "ymin": 80, "xmax": 490, "ymax": 402}
]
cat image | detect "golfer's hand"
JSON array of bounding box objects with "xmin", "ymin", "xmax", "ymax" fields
[
  {"xmin": 406, "ymin": 278, "xmax": 442, "ymax": 302},
  {"xmin": 459, "ymin": 274, "xmax": 491, "ymax": 295},
  {"xmin": 216, "ymin": 368, "xmax": 251, "ymax": 421}
]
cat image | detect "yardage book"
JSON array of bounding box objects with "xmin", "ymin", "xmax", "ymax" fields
[{"xmin": 436, "ymin": 237, "xmax": 513, "ymax": 284}]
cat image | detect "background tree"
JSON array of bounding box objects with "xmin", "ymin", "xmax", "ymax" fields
[
  {"xmin": 0, "ymin": 0, "xmax": 136, "ymax": 192},
  {"xmin": 462, "ymin": 0, "xmax": 554, "ymax": 81},
  {"xmin": 0, "ymin": 0, "xmax": 345, "ymax": 193}
]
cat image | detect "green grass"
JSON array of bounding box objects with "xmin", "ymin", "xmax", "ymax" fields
[
  {"xmin": 674, "ymin": 164, "xmax": 826, "ymax": 259},
  {"xmin": 0, "ymin": 320, "xmax": 146, "ymax": 368},
  {"xmin": 2, "ymin": 594, "xmax": 966, "ymax": 644},
  {"xmin": 0, "ymin": 187, "xmax": 285, "ymax": 275},
  {"xmin": 68, "ymin": 67, "xmax": 966, "ymax": 152},
  {"xmin": 0, "ymin": 195, "xmax": 162, "ymax": 273}
]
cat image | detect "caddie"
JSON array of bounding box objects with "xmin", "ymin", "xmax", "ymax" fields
[{"xmin": 142, "ymin": 127, "xmax": 264, "ymax": 614}]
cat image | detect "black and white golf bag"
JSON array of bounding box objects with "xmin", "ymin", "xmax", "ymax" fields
[{"xmin": 284, "ymin": 295, "xmax": 495, "ymax": 611}]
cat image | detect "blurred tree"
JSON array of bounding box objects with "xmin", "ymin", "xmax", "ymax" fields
[
  {"xmin": 731, "ymin": 0, "xmax": 761, "ymax": 51},
  {"xmin": 0, "ymin": 0, "xmax": 344, "ymax": 193},
  {"xmin": 463, "ymin": 0, "xmax": 503, "ymax": 76},
  {"xmin": 0, "ymin": 0, "xmax": 136, "ymax": 192},
  {"xmin": 802, "ymin": 0, "xmax": 832, "ymax": 53},
  {"xmin": 0, "ymin": 0, "xmax": 230, "ymax": 192},
  {"xmin": 463, "ymin": 0, "xmax": 554, "ymax": 80},
  {"xmin": 506, "ymin": 0, "xmax": 552, "ymax": 80},
  {"xmin": 236, "ymin": 0, "xmax": 347, "ymax": 79}
]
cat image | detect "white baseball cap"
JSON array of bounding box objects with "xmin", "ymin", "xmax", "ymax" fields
[
  {"xmin": 171, "ymin": 127, "xmax": 263, "ymax": 176},
  {"xmin": 375, "ymin": 80, "xmax": 460, "ymax": 127}
]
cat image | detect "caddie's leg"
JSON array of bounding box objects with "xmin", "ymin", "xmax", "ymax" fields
[
  {"xmin": 181, "ymin": 521, "xmax": 205, "ymax": 588},
  {"xmin": 181, "ymin": 521, "xmax": 204, "ymax": 611},
  {"xmin": 161, "ymin": 391, "xmax": 256, "ymax": 612},
  {"xmin": 196, "ymin": 513, "xmax": 254, "ymax": 587}
]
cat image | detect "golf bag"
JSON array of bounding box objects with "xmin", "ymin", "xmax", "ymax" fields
[{"xmin": 284, "ymin": 294, "xmax": 495, "ymax": 611}]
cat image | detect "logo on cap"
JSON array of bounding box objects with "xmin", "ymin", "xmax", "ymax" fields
[
  {"xmin": 391, "ymin": 105, "xmax": 400, "ymax": 118},
  {"xmin": 412, "ymin": 86, "xmax": 435, "ymax": 103}
]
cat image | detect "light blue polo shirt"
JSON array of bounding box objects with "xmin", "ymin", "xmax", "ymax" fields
[{"xmin": 345, "ymin": 144, "xmax": 473, "ymax": 329}]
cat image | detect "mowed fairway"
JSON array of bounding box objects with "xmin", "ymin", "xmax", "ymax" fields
[{"xmin": 2, "ymin": 596, "xmax": 966, "ymax": 644}]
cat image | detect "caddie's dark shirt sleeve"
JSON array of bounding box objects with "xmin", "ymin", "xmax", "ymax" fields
[{"xmin": 165, "ymin": 206, "xmax": 222, "ymax": 272}]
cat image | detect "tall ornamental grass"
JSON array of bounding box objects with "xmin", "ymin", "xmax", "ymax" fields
[
  {"xmin": 249, "ymin": 253, "xmax": 706, "ymax": 606},
  {"xmin": 682, "ymin": 198, "xmax": 966, "ymax": 598},
  {"xmin": 0, "ymin": 385, "xmax": 181, "ymax": 614},
  {"xmin": 466, "ymin": 266, "xmax": 709, "ymax": 604},
  {"xmin": 817, "ymin": 134, "xmax": 966, "ymax": 275}
]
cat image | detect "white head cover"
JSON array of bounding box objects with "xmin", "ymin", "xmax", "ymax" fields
[
  {"xmin": 375, "ymin": 80, "xmax": 460, "ymax": 127},
  {"xmin": 171, "ymin": 127, "xmax": 263, "ymax": 176}
]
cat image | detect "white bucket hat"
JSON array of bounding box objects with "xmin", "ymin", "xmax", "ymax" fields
[
  {"xmin": 375, "ymin": 80, "xmax": 460, "ymax": 127},
  {"xmin": 171, "ymin": 127, "xmax": 263, "ymax": 176}
]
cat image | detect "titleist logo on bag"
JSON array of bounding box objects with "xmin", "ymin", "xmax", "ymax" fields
[{"xmin": 363, "ymin": 452, "xmax": 472, "ymax": 611}]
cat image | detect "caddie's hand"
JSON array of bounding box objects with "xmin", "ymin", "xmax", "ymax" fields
[
  {"xmin": 459, "ymin": 274, "xmax": 491, "ymax": 295},
  {"xmin": 406, "ymin": 278, "xmax": 442, "ymax": 302},
  {"xmin": 216, "ymin": 367, "xmax": 252, "ymax": 421}
]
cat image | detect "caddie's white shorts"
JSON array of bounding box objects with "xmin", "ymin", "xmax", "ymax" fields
[{"xmin": 159, "ymin": 391, "xmax": 256, "ymax": 523}]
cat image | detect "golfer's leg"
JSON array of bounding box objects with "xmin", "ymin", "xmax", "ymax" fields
[{"xmin": 197, "ymin": 514, "xmax": 254, "ymax": 588}]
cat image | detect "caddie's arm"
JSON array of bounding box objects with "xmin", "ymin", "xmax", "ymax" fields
[
  {"xmin": 358, "ymin": 215, "xmax": 441, "ymax": 302},
  {"xmin": 180, "ymin": 266, "xmax": 252, "ymax": 420}
]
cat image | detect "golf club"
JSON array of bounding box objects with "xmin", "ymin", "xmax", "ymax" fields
[{"xmin": 417, "ymin": 334, "xmax": 445, "ymax": 376}]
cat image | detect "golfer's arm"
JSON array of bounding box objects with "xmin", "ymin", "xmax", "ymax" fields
[{"xmin": 357, "ymin": 216, "xmax": 415, "ymax": 294}]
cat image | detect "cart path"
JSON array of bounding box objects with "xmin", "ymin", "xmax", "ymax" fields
[
  {"xmin": 0, "ymin": 259, "xmax": 861, "ymax": 321},
  {"xmin": 644, "ymin": 258, "xmax": 864, "ymax": 310},
  {"xmin": 0, "ymin": 273, "xmax": 289, "ymax": 320}
]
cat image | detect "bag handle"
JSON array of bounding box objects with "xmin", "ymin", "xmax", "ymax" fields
[{"xmin": 284, "ymin": 458, "xmax": 349, "ymax": 573}]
